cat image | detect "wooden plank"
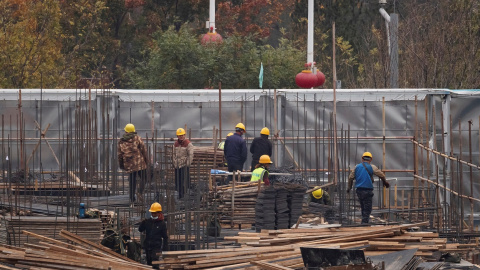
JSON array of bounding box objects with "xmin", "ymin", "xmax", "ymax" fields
[{"xmin": 250, "ymin": 261, "xmax": 294, "ymax": 270}]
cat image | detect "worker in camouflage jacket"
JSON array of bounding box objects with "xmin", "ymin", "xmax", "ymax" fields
[{"xmin": 118, "ymin": 123, "xmax": 149, "ymax": 205}]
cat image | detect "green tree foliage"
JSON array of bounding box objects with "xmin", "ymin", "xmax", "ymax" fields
[
  {"xmin": 0, "ymin": 0, "xmax": 478, "ymax": 89},
  {"xmin": 129, "ymin": 26, "xmax": 304, "ymax": 89},
  {"xmin": 260, "ymin": 39, "xmax": 304, "ymax": 89},
  {"xmin": 0, "ymin": 0, "xmax": 62, "ymax": 88}
]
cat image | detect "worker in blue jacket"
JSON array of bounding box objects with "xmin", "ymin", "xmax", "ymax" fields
[
  {"xmin": 347, "ymin": 152, "xmax": 390, "ymax": 224},
  {"xmin": 224, "ymin": 123, "xmax": 247, "ymax": 184}
]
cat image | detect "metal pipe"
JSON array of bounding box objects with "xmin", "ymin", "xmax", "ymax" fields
[
  {"xmin": 209, "ymin": 0, "xmax": 215, "ymax": 32},
  {"xmin": 307, "ymin": 0, "xmax": 314, "ymax": 65}
]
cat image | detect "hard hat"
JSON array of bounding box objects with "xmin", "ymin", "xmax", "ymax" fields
[
  {"xmin": 312, "ymin": 187, "xmax": 323, "ymax": 199},
  {"xmin": 259, "ymin": 155, "xmax": 273, "ymax": 164},
  {"xmin": 235, "ymin": 123, "xmax": 246, "ymax": 131},
  {"xmin": 176, "ymin": 128, "xmax": 186, "ymax": 136},
  {"xmin": 124, "ymin": 123, "xmax": 135, "ymax": 133},
  {"xmin": 260, "ymin": 127, "xmax": 270, "ymax": 135},
  {"xmin": 362, "ymin": 152, "xmax": 373, "ymax": 158},
  {"xmin": 227, "ymin": 132, "xmax": 234, "ymax": 137},
  {"xmin": 149, "ymin": 202, "xmax": 162, "ymax": 212}
]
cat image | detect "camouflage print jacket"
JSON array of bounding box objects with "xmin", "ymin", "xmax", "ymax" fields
[
  {"xmin": 173, "ymin": 139, "xmax": 194, "ymax": 169},
  {"xmin": 118, "ymin": 133, "xmax": 148, "ymax": 173}
]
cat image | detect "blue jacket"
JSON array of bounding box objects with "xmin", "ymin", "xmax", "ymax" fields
[
  {"xmin": 353, "ymin": 162, "xmax": 374, "ymax": 189},
  {"xmin": 224, "ymin": 133, "xmax": 247, "ymax": 165}
]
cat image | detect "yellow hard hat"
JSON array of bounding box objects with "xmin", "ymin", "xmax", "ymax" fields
[
  {"xmin": 362, "ymin": 152, "xmax": 373, "ymax": 159},
  {"xmin": 235, "ymin": 123, "xmax": 246, "ymax": 131},
  {"xmin": 260, "ymin": 127, "xmax": 270, "ymax": 135},
  {"xmin": 312, "ymin": 187, "xmax": 323, "ymax": 199},
  {"xmin": 124, "ymin": 123, "xmax": 135, "ymax": 133},
  {"xmin": 176, "ymin": 128, "xmax": 186, "ymax": 136},
  {"xmin": 149, "ymin": 202, "xmax": 162, "ymax": 212},
  {"xmin": 227, "ymin": 132, "xmax": 234, "ymax": 137},
  {"xmin": 259, "ymin": 155, "xmax": 273, "ymax": 164}
]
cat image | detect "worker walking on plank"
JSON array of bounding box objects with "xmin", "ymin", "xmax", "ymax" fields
[
  {"xmin": 309, "ymin": 187, "xmax": 331, "ymax": 205},
  {"xmin": 173, "ymin": 128, "xmax": 194, "ymax": 199},
  {"xmin": 249, "ymin": 127, "xmax": 273, "ymax": 171},
  {"xmin": 224, "ymin": 123, "xmax": 247, "ymax": 184},
  {"xmin": 118, "ymin": 123, "xmax": 149, "ymax": 206},
  {"xmin": 347, "ymin": 152, "xmax": 390, "ymax": 224},
  {"xmin": 139, "ymin": 202, "xmax": 168, "ymax": 269},
  {"xmin": 250, "ymin": 155, "xmax": 272, "ymax": 186}
]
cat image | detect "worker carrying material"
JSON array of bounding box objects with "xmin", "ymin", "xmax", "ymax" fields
[
  {"xmin": 118, "ymin": 123, "xmax": 149, "ymax": 206},
  {"xmin": 250, "ymin": 155, "xmax": 272, "ymax": 186},
  {"xmin": 347, "ymin": 152, "xmax": 390, "ymax": 224},
  {"xmin": 249, "ymin": 127, "xmax": 273, "ymax": 171},
  {"xmin": 173, "ymin": 128, "xmax": 194, "ymax": 199},
  {"xmin": 139, "ymin": 202, "xmax": 168, "ymax": 269},
  {"xmin": 309, "ymin": 187, "xmax": 331, "ymax": 205},
  {"xmin": 224, "ymin": 123, "xmax": 247, "ymax": 183}
]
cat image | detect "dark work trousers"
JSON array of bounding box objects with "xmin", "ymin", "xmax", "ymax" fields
[
  {"xmin": 175, "ymin": 166, "xmax": 190, "ymax": 199},
  {"xmin": 145, "ymin": 247, "xmax": 162, "ymax": 269},
  {"xmin": 356, "ymin": 188, "xmax": 374, "ymax": 224},
  {"xmin": 250, "ymin": 160, "xmax": 259, "ymax": 172},
  {"xmin": 227, "ymin": 162, "xmax": 244, "ymax": 184},
  {"xmin": 129, "ymin": 169, "xmax": 146, "ymax": 203}
]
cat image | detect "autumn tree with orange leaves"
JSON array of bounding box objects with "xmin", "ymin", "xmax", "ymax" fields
[
  {"xmin": 0, "ymin": 0, "xmax": 62, "ymax": 88},
  {"xmin": 216, "ymin": 0, "xmax": 295, "ymax": 40}
]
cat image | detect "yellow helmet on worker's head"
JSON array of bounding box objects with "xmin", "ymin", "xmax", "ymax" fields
[
  {"xmin": 312, "ymin": 187, "xmax": 323, "ymax": 199},
  {"xmin": 259, "ymin": 155, "xmax": 273, "ymax": 164},
  {"xmin": 149, "ymin": 202, "xmax": 162, "ymax": 212},
  {"xmin": 362, "ymin": 152, "xmax": 372, "ymax": 160},
  {"xmin": 260, "ymin": 127, "xmax": 270, "ymax": 135},
  {"xmin": 227, "ymin": 132, "xmax": 234, "ymax": 138},
  {"xmin": 235, "ymin": 123, "xmax": 246, "ymax": 131},
  {"xmin": 176, "ymin": 128, "xmax": 186, "ymax": 136},
  {"xmin": 124, "ymin": 123, "xmax": 135, "ymax": 133}
]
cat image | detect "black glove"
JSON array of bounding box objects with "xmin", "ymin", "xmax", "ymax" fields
[
  {"xmin": 384, "ymin": 181, "xmax": 390, "ymax": 188},
  {"xmin": 346, "ymin": 189, "xmax": 351, "ymax": 194}
]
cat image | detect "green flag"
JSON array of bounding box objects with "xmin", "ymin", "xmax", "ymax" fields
[{"xmin": 259, "ymin": 62, "xmax": 264, "ymax": 89}]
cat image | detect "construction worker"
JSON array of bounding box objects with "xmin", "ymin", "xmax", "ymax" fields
[
  {"xmin": 249, "ymin": 127, "xmax": 273, "ymax": 171},
  {"xmin": 309, "ymin": 187, "xmax": 331, "ymax": 205},
  {"xmin": 224, "ymin": 123, "xmax": 247, "ymax": 184},
  {"xmin": 139, "ymin": 202, "xmax": 168, "ymax": 269},
  {"xmin": 118, "ymin": 123, "xmax": 149, "ymax": 206},
  {"xmin": 218, "ymin": 132, "xmax": 234, "ymax": 150},
  {"xmin": 173, "ymin": 128, "xmax": 194, "ymax": 199},
  {"xmin": 250, "ymin": 155, "xmax": 272, "ymax": 186},
  {"xmin": 347, "ymin": 152, "xmax": 390, "ymax": 224}
]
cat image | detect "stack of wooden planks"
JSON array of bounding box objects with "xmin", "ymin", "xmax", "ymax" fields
[
  {"xmin": 191, "ymin": 146, "xmax": 225, "ymax": 183},
  {"xmin": 157, "ymin": 222, "xmax": 480, "ymax": 269},
  {"xmin": 0, "ymin": 230, "xmax": 150, "ymax": 269},
  {"xmin": 1, "ymin": 216, "xmax": 102, "ymax": 246},
  {"xmin": 213, "ymin": 182, "xmax": 306, "ymax": 229},
  {"xmin": 215, "ymin": 182, "xmax": 260, "ymax": 226}
]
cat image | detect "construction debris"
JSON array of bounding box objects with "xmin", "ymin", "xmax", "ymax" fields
[
  {"xmin": 0, "ymin": 216, "xmax": 102, "ymax": 246},
  {"xmin": 0, "ymin": 230, "xmax": 149, "ymax": 269},
  {"xmin": 157, "ymin": 222, "xmax": 480, "ymax": 269}
]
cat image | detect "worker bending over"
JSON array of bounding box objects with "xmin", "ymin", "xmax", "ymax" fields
[{"xmin": 309, "ymin": 187, "xmax": 331, "ymax": 205}]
